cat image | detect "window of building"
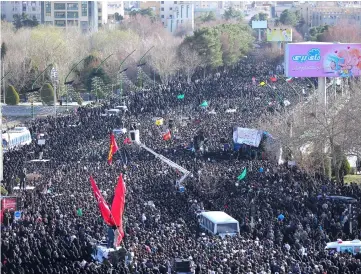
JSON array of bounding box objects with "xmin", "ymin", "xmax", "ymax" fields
[
  {"xmin": 161, "ymin": 1, "xmax": 164, "ymax": 4},
  {"xmin": 161, "ymin": 15, "xmax": 164, "ymax": 18},
  {"xmin": 181, "ymin": 5, "xmax": 183, "ymax": 17},
  {"xmin": 23, "ymin": 6, "xmax": 26, "ymax": 12},
  {"xmin": 98, "ymin": 16, "xmax": 101, "ymax": 20},
  {"xmin": 32, "ymin": 7, "xmax": 36, "ymax": 12},
  {"xmin": 174, "ymin": 1, "xmax": 177, "ymax": 3},
  {"xmin": 161, "ymin": 7, "xmax": 164, "ymax": 11},
  {"xmin": 98, "ymin": 8, "xmax": 101, "ymax": 12},
  {"xmin": 54, "ymin": 3, "xmax": 66, "ymax": 10},
  {"xmin": 54, "ymin": 20, "xmax": 66, "ymax": 26},
  {"xmin": 67, "ymin": 3, "xmax": 78, "ymax": 10},
  {"xmin": 169, "ymin": 15, "xmax": 173, "ymax": 18},
  {"xmin": 170, "ymin": 7, "xmax": 172, "ymax": 10},
  {"xmin": 186, "ymin": 5, "xmax": 189, "ymax": 18},
  {"xmin": 81, "ymin": 2, "xmax": 87, "ymax": 16},
  {"xmin": 45, "ymin": 1, "xmax": 51, "ymax": 16},
  {"xmin": 67, "ymin": 11, "xmax": 79, "ymax": 18},
  {"xmin": 54, "ymin": 12, "xmax": 65, "ymax": 18}
]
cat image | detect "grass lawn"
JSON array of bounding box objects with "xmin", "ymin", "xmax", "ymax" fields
[{"xmin": 344, "ymin": 174, "xmax": 361, "ymax": 184}]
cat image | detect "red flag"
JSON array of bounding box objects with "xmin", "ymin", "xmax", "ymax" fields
[
  {"xmin": 90, "ymin": 176, "xmax": 115, "ymax": 226},
  {"xmin": 163, "ymin": 131, "xmax": 171, "ymax": 141},
  {"xmin": 123, "ymin": 137, "xmax": 132, "ymax": 145},
  {"xmin": 111, "ymin": 174, "xmax": 126, "ymax": 246},
  {"xmin": 270, "ymin": 76, "xmax": 277, "ymax": 82},
  {"xmin": 108, "ymin": 133, "xmax": 119, "ymax": 165}
]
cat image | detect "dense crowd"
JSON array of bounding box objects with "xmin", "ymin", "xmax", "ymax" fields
[{"xmin": 1, "ymin": 56, "xmax": 361, "ymax": 274}]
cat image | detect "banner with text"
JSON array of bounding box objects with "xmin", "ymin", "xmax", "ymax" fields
[
  {"xmin": 233, "ymin": 127, "xmax": 263, "ymax": 147},
  {"xmin": 285, "ymin": 43, "xmax": 361, "ymax": 78}
]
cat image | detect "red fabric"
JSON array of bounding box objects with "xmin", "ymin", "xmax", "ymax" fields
[
  {"xmin": 123, "ymin": 137, "xmax": 132, "ymax": 145},
  {"xmin": 111, "ymin": 174, "xmax": 126, "ymax": 246},
  {"xmin": 270, "ymin": 76, "xmax": 277, "ymax": 82},
  {"xmin": 107, "ymin": 133, "xmax": 119, "ymax": 165},
  {"xmin": 163, "ymin": 131, "xmax": 171, "ymax": 141},
  {"xmin": 90, "ymin": 176, "xmax": 115, "ymax": 226}
]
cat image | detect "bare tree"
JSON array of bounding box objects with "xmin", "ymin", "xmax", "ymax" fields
[
  {"xmin": 259, "ymin": 83, "xmax": 361, "ymax": 182},
  {"xmin": 321, "ymin": 21, "xmax": 361, "ymax": 43},
  {"xmin": 149, "ymin": 36, "xmax": 181, "ymax": 85},
  {"xmin": 179, "ymin": 44, "xmax": 203, "ymax": 83}
]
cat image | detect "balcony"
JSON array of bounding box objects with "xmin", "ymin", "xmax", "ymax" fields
[
  {"xmin": 54, "ymin": 12, "xmax": 65, "ymax": 18},
  {"xmin": 67, "ymin": 3, "xmax": 79, "ymax": 10},
  {"xmin": 67, "ymin": 12, "xmax": 79, "ymax": 19},
  {"xmin": 54, "ymin": 3, "xmax": 66, "ymax": 10}
]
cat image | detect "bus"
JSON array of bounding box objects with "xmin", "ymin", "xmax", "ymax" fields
[
  {"xmin": 199, "ymin": 211, "xmax": 239, "ymax": 237},
  {"xmin": 2, "ymin": 127, "xmax": 32, "ymax": 152},
  {"xmin": 325, "ymin": 239, "xmax": 361, "ymax": 255}
]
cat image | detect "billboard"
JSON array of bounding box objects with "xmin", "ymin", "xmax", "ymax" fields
[
  {"xmin": 252, "ymin": 20, "xmax": 267, "ymax": 29},
  {"xmin": 285, "ymin": 43, "xmax": 361, "ymax": 78},
  {"xmin": 233, "ymin": 127, "xmax": 263, "ymax": 147},
  {"xmin": 267, "ymin": 28, "xmax": 292, "ymax": 42}
]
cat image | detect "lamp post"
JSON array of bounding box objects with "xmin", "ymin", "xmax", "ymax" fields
[
  {"xmin": 1, "ymin": 70, "xmax": 12, "ymax": 104},
  {"xmin": 95, "ymin": 54, "xmax": 113, "ymax": 101},
  {"xmin": 64, "ymin": 57, "xmax": 87, "ymax": 111},
  {"xmin": 137, "ymin": 46, "xmax": 154, "ymax": 88},
  {"xmin": 50, "ymin": 67, "xmax": 59, "ymax": 118},
  {"xmin": 30, "ymin": 64, "xmax": 53, "ymax": 118},
  {"xmin": 118, "ymin": 49, "xmax": 136, "ymax": 97}
]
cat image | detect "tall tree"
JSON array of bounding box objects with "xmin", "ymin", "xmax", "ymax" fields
[
  {"xmin": 223, "ymin": 7, "xmax": 243, "ymax": 21},
  {"xmin": 279, "ymin": 9, "xmax": 299, "ymax": 26}
]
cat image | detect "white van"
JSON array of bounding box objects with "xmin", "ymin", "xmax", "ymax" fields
[
  {"xmin": 325, "ymin": 239, "xmax": 361, "ymax": 255},
  {"xmin": 199, "ymin": 211, "xmax": 239, "ymax": 237},
  {"xmin": 100, "ymin": 109, "xmax": 121, "ymax": 117}
]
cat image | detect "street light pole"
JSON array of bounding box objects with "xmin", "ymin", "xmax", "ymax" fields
[
  {"xmin": 64, "ymin": 57, "xmax": 87, "ymax": 111},
  {"xmin": 1, "ymin": 71, "xmax": 11, "ymax": 104},
  {"xmin": 30, "ymin": 64, "xmax": 53, "ymax": 118},
  {"xmin": 95, "ymin": 54, "xmax": 113, "ymax": 101},
  {"xmin": 137, "ymin": 46, "xmax": 154, "ymax": 89},
  {"xmin": 118, "ymin": 49, "xmax": 136, "ymax": 97}
]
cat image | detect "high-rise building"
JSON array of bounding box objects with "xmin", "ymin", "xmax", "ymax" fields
[
  {"xmin": 193, "ymin": 1, "xmax": 226, "ymax": 19},
  {"xmin": 139, "ymin": 1, "xmax": 161, "ymax": 17},
  {"xmin": 1, "ymin": 1, "xmax": 42, "ymax": 22},
  {"xmin": 160, "ymin": 1, "xmax": 194, "ymax": 34},
  {"xmin": 41, "ymin": 1, "xmax": 101, "ymax": 32},
  {"xmin": 296, "ymin": 1, "xmax": 361, "ymax": 28},
  {"xmin": 0, "ymin": 1, "xmax": 111, "ymax": 32}
]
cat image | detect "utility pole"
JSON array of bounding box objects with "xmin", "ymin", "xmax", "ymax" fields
[
  {"xmin": 137, "ymin": 46, "xmax": 154, "ymax": 88},
  {"xmin": 118, "ymin": 49, "xmax": 135, "ymax": 97},
  {"xmin": 64, "ymin": 57, "xmax": 87, "ymax": 111}
]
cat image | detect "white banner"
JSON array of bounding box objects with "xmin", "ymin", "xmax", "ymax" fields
[{"xmin": 233, "ymin": 127, "xmax": 263, "ymax": 147}]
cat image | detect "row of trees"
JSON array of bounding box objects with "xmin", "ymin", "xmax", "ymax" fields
[
  {"xmin": 260, "ymin": 80, "xmax": 361, "ymax": 183},
  {"xmin": 1, "ymin": 15, "xmax": 255, "ymax": 103}
]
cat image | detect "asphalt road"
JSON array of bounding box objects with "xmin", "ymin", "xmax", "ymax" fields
[{"xmin": 2, "ymin": 105, "xmax": 75, "ymax": 117}]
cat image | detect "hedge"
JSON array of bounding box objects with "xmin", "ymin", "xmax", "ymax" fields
[
  {"xmin": 5, "ymin": 85, "xmax": 20, "ymax": 105},
  {"xmin": 40, "ymin": 83, "xmax": 55, "ymax": 105}
]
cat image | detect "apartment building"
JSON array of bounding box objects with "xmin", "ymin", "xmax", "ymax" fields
[
  {"xmin": 41, "ymin": 1, "xmax": 101, "ymax": 32},
  {"xmin": 160, "ymin": 1, "xmax": 194, "ymax": 34},
  {"xmin": 193, "ymin": 1, "xmax": 226, "ymax": 19},
  {"xmin": 139, "ymin": 1, "xmax": 161, "ymax": 16},
  {"xmin": 1, "ymin": 1, "xmax": 42, "ymax": 22},
  {"xmin": 296, "ymin": 1, "xmax": 361, "ymax": 28},
  {"xmin": 108, "ymin": 1, "xmax": 125, "ymax": 21}
]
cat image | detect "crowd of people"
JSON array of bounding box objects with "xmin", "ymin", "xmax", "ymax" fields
[{"xmin": 1, "ymin": 56, "xmax": 361, "ymax": 274}]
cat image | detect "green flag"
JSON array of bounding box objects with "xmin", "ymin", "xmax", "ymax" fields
[
  {"xmin": 77, "ymin": 208, "xmax": 83, "ymax": 216},
  {"xmin": 237, "ymin": 168, "xmax": 247, "ymax": 180},
  {"xmin": 200, "ymin": 101, "xmax": 208, "ymax": 107},
  {"xmin": 177, "ymin": 94, "xmax": 185, "ymax": 100}
]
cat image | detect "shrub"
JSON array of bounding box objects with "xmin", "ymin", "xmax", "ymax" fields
[
  {"xmin": 341, "ymin": 157, "xmax": 351, "ymax": 175},
  {"xmin": 5, "ymin": 85, "xmax": 20, "ymax": 105},
  {"xmin": 40, "ymin": 83, "xmax": 54, "ymax": 105},
  {"xmin": 1, "ymin": 185, "xmax": 8, "ymax": 196}
]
